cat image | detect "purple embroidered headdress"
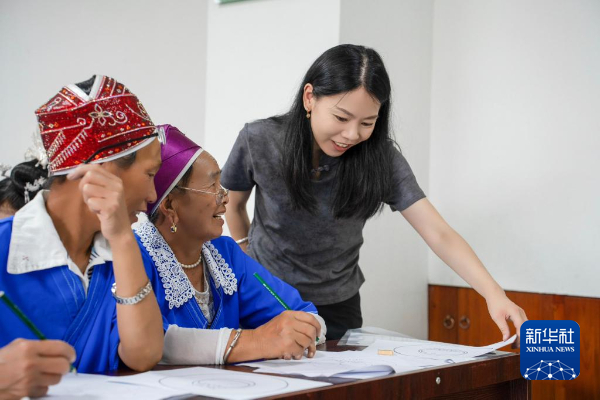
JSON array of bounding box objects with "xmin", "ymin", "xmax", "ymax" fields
[{"xmin": 146, "ymin": 125, "xmax": 203, "ymax": 215}]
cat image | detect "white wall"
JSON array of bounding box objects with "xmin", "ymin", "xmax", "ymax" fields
[
  {"xmin": 429, "ymin": 0, "xmax": 600, "ymax": 298},
  {"xmin": 0, "ymin": 0, "xmax": 207, "ymax": 165},
  {"xmin": 340, "ymin": 0, "xmax": 434, "ymax": 339},
  {"xmin": 203, "ymin": 0, "xmax": 341, "ymax": 235},
  {"xmin": 204, "ymin": 0, "xmax": 341, "ymax": 167}
]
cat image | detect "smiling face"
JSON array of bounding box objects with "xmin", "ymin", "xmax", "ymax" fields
[
  {"xmin": 304, "ymin": 85, "xmax": 381, "ymax": 157},
  {"xmin": 168, "ymin": 151, "xmax": 228, "ymax": 243},
  {"xmin": 106, "ymin": 139, "xmax": 162, "ymax": 223}
]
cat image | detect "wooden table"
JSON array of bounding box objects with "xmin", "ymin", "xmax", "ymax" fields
[{"xmin": 125, "ymin": 341, "xmax": 531, "ymax": 399}]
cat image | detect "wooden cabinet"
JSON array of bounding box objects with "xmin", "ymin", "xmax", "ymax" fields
[{"xmin": 428, "ymin": 285, "xmax": 600, "ymax": 400}]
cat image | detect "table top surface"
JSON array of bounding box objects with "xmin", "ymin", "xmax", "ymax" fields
[{"xmin": 116, "ymin": 340, "xmax": 525, "ymax": 400}]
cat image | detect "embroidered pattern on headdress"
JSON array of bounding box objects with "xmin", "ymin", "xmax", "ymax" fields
[{"xmin": 35, "ymin": 75, "xmax": 156, "ymax": 174}]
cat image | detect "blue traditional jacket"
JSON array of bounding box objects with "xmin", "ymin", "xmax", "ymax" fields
[
  {"xmin": 134, "ymin": 220, "xmax": 318, "ymax": 331},
  {"xmin": 0, "ymin": 191, "xmax": 160, "ymax": 373},
  {"xmin": 0, "ymin": 217, "xmax": 125, "ymax": 373}
]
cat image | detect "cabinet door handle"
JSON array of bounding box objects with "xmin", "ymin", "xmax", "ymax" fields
[
  {"xmin": 443, "ymin": 315, "xmax": 455, "ymax": 329},
  {"xmin": 459, "ymin": 315, "xmax": 471, "ymax": 330}
]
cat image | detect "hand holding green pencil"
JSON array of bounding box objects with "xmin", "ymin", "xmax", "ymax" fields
[
  {"xmin": 253, "ymin": 273, "xmax": 321, "ymax": 347},
  {"xmin": 0, "ymin": 338, "xmax": 76, "ymax": 398},
  {"xmin": 0, "ymin": 291, "xmax": 77, "ymax": 373}
]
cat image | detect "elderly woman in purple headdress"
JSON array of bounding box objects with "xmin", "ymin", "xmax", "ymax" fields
[{"xmin": 134, "ymin": 125, "xmax": 326, "ymax": 365}]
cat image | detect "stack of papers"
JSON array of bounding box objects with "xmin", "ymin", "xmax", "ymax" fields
[
  {"xmin": 41, "ymin": 334, "xmax": 516, "ymax": 399},
  {"xmin": 338, "ymin": 326, "xmax": 426, "ymax": 346},
  {"xmin": 362, "ymin": 335, "xmax": 516, "ymax": 364},
  {"xmin": 43, "ymin": 373, "xmax": 190, "ymax": 399},
  {"xmin": 43, "ymin": 367, "xmax": 332, "ymax": 400},
  {"xmin": 240, "ymin": 350, "xmax": 424, "ymax": 379},
  {"xmin": 240, "ymin": 334, "xmax": 517, "ymax": 379},
  {"xmin": 111, "ymin": 366, "xmax": 331, "ymax": 400}
]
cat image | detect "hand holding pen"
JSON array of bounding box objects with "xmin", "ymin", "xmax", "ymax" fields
[
  {"xmin": 253, "ymin": 310, "xmax": 321, "ymax": 360},
  {"xmin": 253, "ymin": 273, "xmax": 321, "ymax": 360},
  {"xmin": 0, "ymin": 291, "xmax": 75, "ymax": 398},
  {"xmin": 0, "ymin": 338, "xmax": 75, "ymax": 399}
]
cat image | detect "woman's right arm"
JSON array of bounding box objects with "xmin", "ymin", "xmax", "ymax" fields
[
  {"xmin": 225, "ymin": 190, "xmax": 252, "ymax": 253},
  {"xmin": 69, "ymin": 164, "xmax": 164, "ymax": 371},
  {"xmin": 227, "ymin": 311, "xmax": 321, "ymax": 362},
  {"xmin": 161, "ymin": 312, "xmax": 320, "ymax": 365}
]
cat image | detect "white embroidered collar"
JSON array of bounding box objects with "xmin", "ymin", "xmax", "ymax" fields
[
  {"xmin": 7, "ymin": 190, "xmax": 112, "ymax": 276},
  {"xmin": 135, "ymin": 220, "xmax": 237, "ymax": 310}
]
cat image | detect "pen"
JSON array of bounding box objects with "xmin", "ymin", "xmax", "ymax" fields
[
  {"xmin": 0, "ymin": 290, "xmax": 77, "ymax": 372},
  {"xmin": 252, "ymin": 272, "xmax": 320, "ymax": 343}
]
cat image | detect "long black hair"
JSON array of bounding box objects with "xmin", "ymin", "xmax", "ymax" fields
[
  {"xmin": 0, "ymin": 159, "xmax": 48, "ymax": 212},
  {"xmin": 282, "ymin": 44, "xmax": 396, "ymax": 220}
]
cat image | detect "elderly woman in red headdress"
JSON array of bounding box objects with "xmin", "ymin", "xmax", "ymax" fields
[
  {"xmin": 0, "ymin": 76, "xmax": 164, "ymax": 397},
  {"xmin": 134, "ymin": 125, "xmax": 326, "ymax": 365}
]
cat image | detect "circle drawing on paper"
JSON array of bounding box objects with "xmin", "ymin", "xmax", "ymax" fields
[
  {"xmin": 159, "ymin": 373, "xmax": 289, "ymax": 394},
  {"xmin": 394, "ymin": 345, "xmax": 468, "ymax": 358},
  {"xmin": 195, "ymin": 378, "xmax": 254, "ymax": 390}
]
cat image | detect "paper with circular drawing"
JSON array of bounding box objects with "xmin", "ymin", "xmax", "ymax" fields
[
  {"xmin": 111, "ymin": 366, "xmax": 331, "ymax": 400},
  {"xmin": 240, "ymin": 335, "xmax": 516, "ymax": 379},
  {"xmin": 361, "ymin": 334, "xmax": 517, "ymax": 363}
]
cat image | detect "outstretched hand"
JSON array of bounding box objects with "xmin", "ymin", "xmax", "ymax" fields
[{"xmin": 486, "ymin": 293, "xmax": 528, "ymax": 343}]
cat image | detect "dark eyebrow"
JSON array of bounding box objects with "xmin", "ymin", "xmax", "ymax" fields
[
  {"xmin": 209, "ymin": 169, "xmax": 222, "ymax": 179},
  {"xmin": 333, "ymin": 106, "xmax": 378, "ymax": 120}
]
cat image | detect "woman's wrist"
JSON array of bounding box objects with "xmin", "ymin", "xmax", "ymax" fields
[
  {"xmin": 223, "ymin": 328, "xmax": 242, "ymax": 363},
  {"xmin": 107, "ymin": 229, "xmax": 137, "ymax": 250},
  {"xmin": 483, "ymin": 284, "xmax": 506, "ymax": 302},
  {"xmin": 226, "ymin": 329, "xmax": 260, "ymax": 363},
  {"xmin": 235, "ymin": 237, "xmax": 248, "ymax": 245}
]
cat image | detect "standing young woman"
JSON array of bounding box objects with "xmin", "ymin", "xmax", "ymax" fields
[{"xmin": 222, "ymin": 44, "xmax": 527, "ymax": 340}]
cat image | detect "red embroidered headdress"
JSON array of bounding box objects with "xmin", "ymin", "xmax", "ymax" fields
[{"xmin": 35, "ymin": 75, "xmax": 158, "ymax": 175}]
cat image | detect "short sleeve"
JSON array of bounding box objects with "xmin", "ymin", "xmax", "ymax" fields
[
  {"xmin": 386, "ymin": 148, "xmax": 426, "ymax": 212},
  {"xmin": 221, "ymin": 124, "xmax": 255, "ymax": 191}
]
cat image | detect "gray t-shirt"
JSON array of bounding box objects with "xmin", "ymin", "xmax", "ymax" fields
[{"xmin": 221, "ymin": 117, "xmax": 425, "ymax": 305}]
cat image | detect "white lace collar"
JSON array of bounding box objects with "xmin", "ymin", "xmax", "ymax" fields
[{"xmin": 135, "ymin": 220, "xmax": 237, "ymax": 309}]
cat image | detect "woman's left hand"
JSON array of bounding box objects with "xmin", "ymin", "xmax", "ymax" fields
[{"xmin": 486, "ymin": 293, "xmax": 528, "ymax": 342}]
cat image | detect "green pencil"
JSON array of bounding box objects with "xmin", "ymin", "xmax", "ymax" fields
[
  {"xmin": 0, "ymin": 291, "xmax": 76, "ymax": 372},
  {"xmin": 0, "ymin": 291, "xmax": 46, "ymax": 339},
  {"xmin": 252, "ymin": 272, "xmax": 320, "ymax": 343}
]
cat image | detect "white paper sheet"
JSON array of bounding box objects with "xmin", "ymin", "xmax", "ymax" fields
[
  {"xmin": 42, "ymin": 373, "xmax": 189, "ymax": 400},
  {"xmin": 338, "ymin": 326, "xmax": 427, "ymax": 346},
  {"xmin": 362, "ymin": 334, "xmax": 517, "ymax": 364},
  {"xmin": 239, "ymin": 350, "xmax": 432, "ymax": 379},
  {"xmin": 111, "ymin": 366, "xmax": 331, "ymax": 400},
  {"xmin": 240, "ymin": 335, "xmax": 516, "ymax": 380}
]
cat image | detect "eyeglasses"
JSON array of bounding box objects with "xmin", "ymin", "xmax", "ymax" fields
[{"xmin": 176, "ymin": 185, "xmax": 229, "ymax": 206}]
